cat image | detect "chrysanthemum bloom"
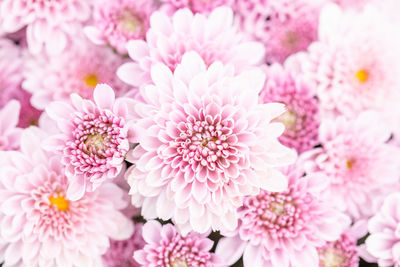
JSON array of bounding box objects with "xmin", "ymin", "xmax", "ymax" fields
[
  {"xmin": 126, "ymin": 51, "xmax": 296, "ymax": 234},
  {"xmin": 260, "ymin": 63, "xmax": 319, "ymax": 153},
  {"xmin": 160, "ymin": 0, "xmax": 234, "ymax": 14},
  {"xmin": 44, "ymin": 84, "xmax": 137, "ymax": 200},
  {"xmin": 216, "ymin": 165, "xmax": 349, "ymax": 267},
  {"xmin": 118, "ymin": 7, "xmax": 265, "ymax": 87},
  {"xmin": 0, "ymin": 0, "xmax": 91, "ymax": 54},
  {"xmin": 103, "ymin": 223, "xmax": 145, "ymax": 267},
  {"xmin": 233, "ymin": 0, "xmax": 327, "ymax": 63},
  {"xmin": 23, "ymin": 38, "xmax": 133, "ymax": 110},
  {"xmin": 134, "ymin": 220, "xmax": 224, "ymax": 266},
  {"xmin": 84, "ymin": 0, "xmax": 154, "ymax": 54},
  {"xmin": 286, "ymin": 3, "xmax": 400, "ymax": 121},
  {"xmin": 301, "ymin": 112, "xmax": 400, "ymax": 220},
  {"xmin": 0, "ymin": 100, "xmax": 22, "ymax": 150},
  {"xmin": 365, "ymin": 193, "xmax": 400, "ymax": 267},
  {"xmin": 0, "ymin": 127, "xmax": 133, "ymax": 267},
  {"xmin": 317, "ymin": 220, "xmax": 367, "ymax": 267}
]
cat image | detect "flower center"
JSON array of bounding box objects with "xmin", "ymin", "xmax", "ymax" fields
[
  {"xmin": 355, "ymin": 69, "xmax": 369, "ymax": 83},
  {"xmin": 170, "ymin": 258, "xmax": 188, "ymax": 267},
  {"xmin": 84, "ymin": 133, "xmax": 107, "ymax": 153},
  {"xmin": 319, "ymin": 248, "xmax": 347, "ymax": 267},
  {"xmin": 119, "ymin": 9, "xmax": 142, "ymax": 33},
  {"xmin": 346, "ymin": 159, "xmax": 354, "ymax": 169},
  {"xmin": 283, "ymin": 31, "xmax": 298, "ymax": 49},
  {"xmin": 49, "ymin": 194, "xmax": 69, "ymax": 211},
  {"xmin": 277, "ymin": 109, "xmax": 298, "ymax": 131},
  {"xmin": 84, "ymin": 74, "xmax": 99, "ymax": 88}
]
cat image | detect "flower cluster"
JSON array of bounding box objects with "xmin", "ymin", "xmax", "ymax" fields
[{"xmin": 0, "ymin": 1, "xmax": 398, "ymax": 267}]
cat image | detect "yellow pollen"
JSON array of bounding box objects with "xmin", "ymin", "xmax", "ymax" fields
[
  {"xmin": 170, "ymin": 258, "xmax": 188, "ymax": 267},
  {"xmin": 84, "ymin": 133, "xmax": 107, "ymax": 152},
  {"xmin": 277, "ymin": 110, "xmax": 298, "ymax": 131},
  {"xmin": 346, "ymin": 159, "xmax": 354, "ymax": 169},
  {"xmin": 49, "ymin": 194, "xmax": 69, "ymax": 211},
  {"xmin": 84, "ymin": 74, "xmax": 99, "ymax": 88},
  {"xmin": 119, "ymin": 9, "xmax": 142, "ymax": 33},
  {"xmin": 270, "ymin": 202, "xmax": 286, "ymax": 215},
  {"xmin": 319, "ymin": 249, "xmax": 346, "ymax": 267},
  {"xmin": 355, "ymin": 69, "xmax": 369, "ymax": 83}
]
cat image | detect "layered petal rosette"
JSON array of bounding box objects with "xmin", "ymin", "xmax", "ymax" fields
[
  {"xmin": 118, "ymin": 6, "xmax": 265, "ymax": 87},
  {"xmin": 44, "ymin": 84, "xmax": 136, "ymax": 200},
  {"xmin": 126, "ymin": 52, "xmax": 296, "ymax": 234},
  {"xmin": 0, "ymin": 127, "xmax": 133, "ymax": 267},
  {"xmin": 216, "ymin": 165, "xmax": 350, "ymax": 267}
]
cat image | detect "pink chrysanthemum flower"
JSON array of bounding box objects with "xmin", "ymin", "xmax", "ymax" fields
[
  {"xmin": 233, "ymin": 0, "xmax": 327, "ymax": 63},
  {"xmin": 317, "ymin": 221, "xmax": 367, "ymax": 267},
  {"xmin": 287, "ymin": 3, "xmax": 400, "ymax": 121},
  {"xmin": 103, "ymin": 223, "xmax": 145, "ymax": 267},
  {"xmin": 23, "ymin": 38, "xmax": 132, "ymax": 110},
  {"xmin": 118, "ymin": 6, "xmax": 265, "ymax": 87},
  {"xmin": 126, "ymin": 51, "xmax": 296, "ymax": 234},
  {"xmin": 0, "ymin": 0, "xmax": 91, "ymax": 54},
  {"xmin": 260, "ymin": 63, "xmax": 319, "ymax": 153},
  {"xmin": 366, "ymin": 193, "xmax": 400, "ymax": 267},
  {"xmin": 44, "ymin": 84, "xmax": 136, "ymax": 201},
  {"xmin": 0, "ymin": 100, "xmax": 22, "ymax": 150},
  {"xmin": 134, "ymin": 220, "xmax": 224, "ymax": 266},
  {"xmin": 160, "ymin": 0, "xmax": 234, "ymax": 14},
  {"xmin": 302, "ymin": 112, "xmax": 400, "ymax": 220},
  {"xmin": 0, "ymin": 127, "xmax": 133, "ymax": 267},
  {"xmin": 84, "ymin": 0, "xmax": 155, "ymax": 54},
  {"xmin": 216, "ymin": 165, "xmax": 349, "ymax": 267}
]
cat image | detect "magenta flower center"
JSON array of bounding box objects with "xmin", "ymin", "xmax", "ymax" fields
[
  {"xmin": 239, "ymin": 189, "xmax": 310, "ymax": 240},
  {"xmin": 174, "ymin": 114, "xmax": 236, "ymax": 172}
]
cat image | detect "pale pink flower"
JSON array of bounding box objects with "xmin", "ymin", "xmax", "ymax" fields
[
  {"xmin": 84, "ymin": 0, "xmax": 155, "ymax": 54},
  {"xmin": 317, "ymin": 220, "xmax": 367, "ymax": 267},
  {"xmin": 118, "ymin": 7, "xmax": 265, "ymax": 87},
  {"xmin": 23, "ymin": 37, "xmax": 133, "ymax": 110},
  {"xmin": 44, "ymin": 84, "xmax": 136, "ymax": 201},
  {"xmin": 0, "ymin": 100, "xmax": 22, "ymax": 150},
  {"xmin": 103, "ymin": 223, "xmax": 145, "ymax": 267},
  {"xmin": 234, "ymin": 0, "xmax": 327, "ymax": 63},
  {"xmin": 0, "ymin": 0, "xmax": 91, "ymax": 55},
  {"xmin": 302, "ymin": 112, "xmax": 400, "ymax": 220},
  {"xmin": 287, "ymin": 3, "xmax": 400, "ymax": 122},
  {"xmin": 216, "ymin": 165, "xmax": 350, "ymax": 267},
  {"xmin": 260, "ymin": 63, "xmax": 319, "ymax": 153},
  {"xmin": 134, "ymin": 220, "xmax": 224, "ymax": 266},
  {"xmin": 160, "ymin": 0, "xmax": 234, "ymax": 14},
  {"xmin": 0, "ymin": 127, "xmax": 133, "ymax": 267},
  {"xmin": 126, "ymin": 51, "xmax": 296, "ymax": 234},
  {"xmin": 366, "ymin": 193, "xmax": 400, "ymax": 267}
]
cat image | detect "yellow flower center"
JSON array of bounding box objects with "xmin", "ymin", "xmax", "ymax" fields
[
  {"xmin": 84, "ymin": 133, "xmax": 107, "ymax": 153},
  {"xmin": 49, "ymin": 194, "xmax": 69, "ymax": 211},
  {"xmin": 170, "ymin": 258, "xmax": 188, "ymax": 267},
  {"xmin": 119, "ymin": 9, "xmax": 142, "ymax": 33},
  {"xmin": 346, "ymin": 159, "xmax": 354, "ymax": 169},
  {"xmin": 283, "ymin": 31, "xmax": 298, "ymax": 49},
  {"xmin": 355, "ymin": 69, "xmax": 369, "ymax": 83},
  {"xmin": 84, "ymin": 74, "xmax": 99, "ymax": 88},
  {"xmin": 319, "ymin": 248, "xmax": 346, "ymax": 267},
  {"xmin": 278, "ymin": 110, "xmax": 298, "ymax": 131}
]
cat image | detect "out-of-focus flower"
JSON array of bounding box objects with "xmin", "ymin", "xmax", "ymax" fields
[
  {"xmin": 0, "ymin": 127, "xmax": 133, "ymax": 267},
  {"xmin": 126, "ymin": 52, "xmax": 296, "ymax": 234},
  {"xmin": 84, "ymin": 0, "xmax": 155, "ymax": 54},
  {"xmin": 0, "ymin": 0, "xmax": 92, "ymax": 54},
  {"xmin": 103, "ymin": 223, "xmax": 145, "ymax": 267},
  {"xmin": 260, "ymin": 63, "xmax": 319, "ymax": 153},
  {"xmin": 118, "ymin": 7, "xmax": 265, "ymax": 87},
  {"xmin": 287, "ymin": 3, "xmax": 400, "ymax": 123},
  {"xmin": 0, "ymin": 100, "xmax": 22, "ymax": 150},
  {"xmin": 23, "ymin": 37, "xmax": 133, "ymax": 110},
  {"xmin": 44, "ymin": 84, "xmax": 136, "ymax": 201},
  {"xmin": 302, "ymin": 112, "xmax": 400, "ymax": 220},
  {"xmin": 233, "ymin": 0, "xmax": 327, "ymax": 63},
  {"xmin": 216, "ymin": 164, "xmax": 349, "ymax": 267},
  {"xmin": 366, "ymin": 193, "xmax": 400, "ymax": 267},
  {"xmin": 134, "ymin": 220, "xmax": 224, "ymax": 266}
]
